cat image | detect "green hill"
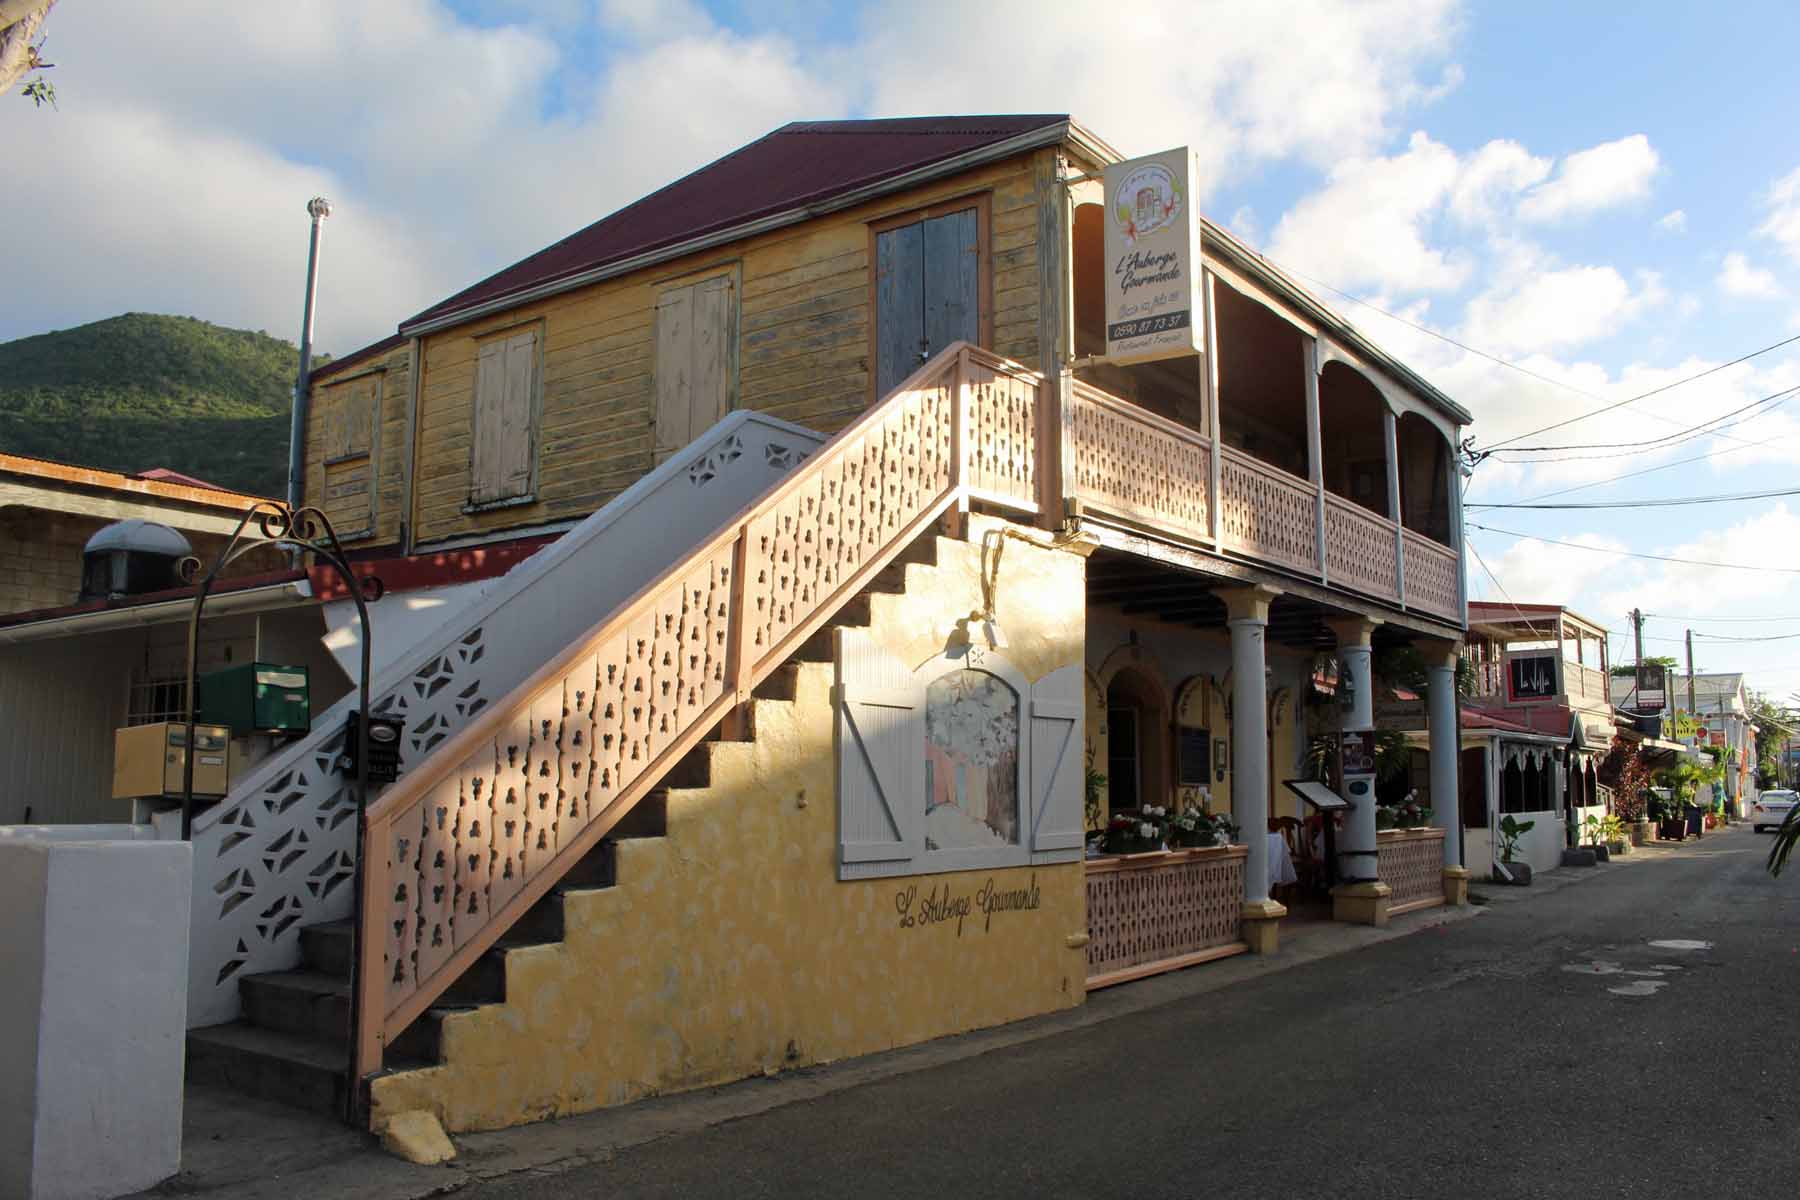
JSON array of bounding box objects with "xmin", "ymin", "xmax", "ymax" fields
[{"xmin": 0, "ymin": 313, "xmax": 322, "ymax": 496}]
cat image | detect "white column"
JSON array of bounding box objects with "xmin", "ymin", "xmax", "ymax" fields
[
  {"xmin": 1327, "ymin": 615, "xmax": 1380, "ymax": 878},
  {"xmin": 1225, "ymin": 585, "xmax": 1281, "ymax": 909},
  {"xmin": 1424, "ymin": 642, "xmax": 1463, "ymax": 870},
  {"xmin": 1224, "ymin": 590, "xmax": 1281, "ymax": 910},
  {"xmin": 1384, "ymin": 405, "xmax": 1405, "ymax": 606}
]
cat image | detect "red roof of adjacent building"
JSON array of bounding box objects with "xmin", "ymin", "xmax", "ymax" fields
[{"xmin": 399, "ymin": 115, "xmax": 1070, "ymax": 332}]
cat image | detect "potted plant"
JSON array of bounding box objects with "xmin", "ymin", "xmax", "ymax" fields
[
  {"xmin": 1581, "ymin": 813, "xmax": 1610, "ymax": 863},
  {"xmin": 1602, "ymin": 813, "xmax": 1629, "ymax": 857},
  {"xmin": 1168, "ymin": 806, "xmax": 1216, "ymax": 849},
  {"xmin": 1375, "ymin": 804, "xmax": 1397, "ymax": 831},
  {"xmin": 1101, "ymin": 806, "xmax": 1168, "ymax": 855},
  {"xmin": 1495, "ymin": 814, "xmax": 1534, "ymax": 885}
]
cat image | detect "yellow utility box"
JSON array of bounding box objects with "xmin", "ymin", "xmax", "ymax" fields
[{"xmin": 112, "ymin": 721, "xmax": 232, "ymax": 800}]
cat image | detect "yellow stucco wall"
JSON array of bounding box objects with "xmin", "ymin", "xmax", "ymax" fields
[{"xmin": 369, "ymin": 516, "xmax": 1089, "ymax": 1132}]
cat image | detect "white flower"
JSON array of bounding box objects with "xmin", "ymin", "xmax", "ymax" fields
[{"xmin": 1139, "ymin": 822, "xmax": 1156, "ymax": 838}]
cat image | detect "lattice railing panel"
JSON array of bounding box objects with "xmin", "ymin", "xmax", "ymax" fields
[
  {"xmin": 1067, "ymin": 382, "xmax": 1210, "ymax": 543},
  {"xmin": 1326, "ymin": 495, "xmax": 1399, "ymax": 601},
  {"xmin": 1084, "ymin": 848, "xmax": 1246, "ymax": 980},
  {"xmin": 1377, "ymin": 829, "xmax": 1444, "ymax": 909},
  {"xmin": 359, "ymin": 344, "xmax": 1036, "ymax": 1061},
  {"xmin": 1217, "ymin": 448, "xmax": 1318, "ymax": 576},
  {"xmin": 1402, "ymin": 529, "xmax": 1459, "ymax": 621},
  {"xmin": 964, "ymin": 356, "xmax": 1038, "ymax": 511}
]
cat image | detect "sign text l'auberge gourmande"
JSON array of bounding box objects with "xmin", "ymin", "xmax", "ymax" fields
[{"xmin": 1103, "ymin": 146, "xmax": 1204, "ymax": 365}]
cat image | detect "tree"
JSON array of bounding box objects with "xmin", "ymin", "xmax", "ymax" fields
[
  {"xmin": 1610, "ymin": 653, "xmax": 1677, "ymax": 679},
  {"xmin": 1746, "ymin": 689, "xmax": 1790, "ymax": 789},
  {"xmin": 0, "ymin": 1, "xmax": 57, "ymax": 106}
]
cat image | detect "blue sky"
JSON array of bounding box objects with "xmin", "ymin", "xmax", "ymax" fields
[{"xmin": 5, "ymin": 0, "xmax": 1800, "ymax": 701}]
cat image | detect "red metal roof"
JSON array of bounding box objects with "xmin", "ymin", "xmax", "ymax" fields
[
  {"xmin": 311, "ymin": 333, "xmax": 408, "ymax": 381},
  {"xmin": 402, "ymin": 115, "xmax": 1069, "ymax": 331}
]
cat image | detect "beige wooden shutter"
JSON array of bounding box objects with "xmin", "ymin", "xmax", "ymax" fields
[
  {"xmin": 835, "ymin": 627, "xmax": 923, "ymax": 876},
  {"xmin": 470, "ymin": 330, "xmax": 538, "ymax": 505},
  {"xmin": 691, "ymin": 274, "xmax": 734, "ymax": 432},
  {"xmin": 653, "ymin": 285, "xmax": 694, "ymax": 464},
  {"xmin": 470, "ymin": 337, "xmax": 509, "ymax": 504},
  {"xmin": 1029, "ymin": 664, "xmax": 1085, "ymax": 854},
  {"xmin": 497, "ymin": 329, "xmax": 537, "ymax": 499}
]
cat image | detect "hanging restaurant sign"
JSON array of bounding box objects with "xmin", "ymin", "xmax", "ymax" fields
[
  {"xmin": 1103, "ymin": 146, "xmax": 1204, "ymax": 365},
  {"xmin": 1507, "ymin": 653, "xmax": 1559, "ymax": 702}
]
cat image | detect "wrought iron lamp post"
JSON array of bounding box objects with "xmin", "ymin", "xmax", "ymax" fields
[{"xmin": 178, "ymin": 499, "xmax": 382, "ymax": 1124}]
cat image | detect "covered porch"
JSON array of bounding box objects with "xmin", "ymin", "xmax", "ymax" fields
[{"xmin": 1077, "ymin": 550, "xmax": 1466, "ymax": 988}]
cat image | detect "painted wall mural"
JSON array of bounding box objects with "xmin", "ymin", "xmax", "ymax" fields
[{"xmin": 923, "ymin": 668, "xmax": 1020, "ymax": 850}]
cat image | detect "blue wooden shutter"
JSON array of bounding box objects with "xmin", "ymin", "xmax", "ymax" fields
[
  {"xmin": 921, "ymin": 208, "xmax": 979, "ymax": 357},
  {"xmin": 1029, "ymin": 664, "xmax": 1084, "ymax": 855},
  {"xmin": 875, "ymin": 222, "xmax": 925, "ymax": 399}
]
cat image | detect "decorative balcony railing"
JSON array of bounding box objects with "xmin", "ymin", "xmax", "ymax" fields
[
  {"xmin": 1065, "ymin": 389, "xmax": 1462, "ymax": 623},
  {"xmin": 1065, "ymin": 381, "xmax": 1211, "ymax": 545},
  {"xmin": 1325, "ymin": 495, "xmax": 1400, "ymax": 603}
]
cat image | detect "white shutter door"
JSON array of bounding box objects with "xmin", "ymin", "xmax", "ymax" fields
[
  {"xmin": 470, "ymin": 337, "xmax": 509, "ymax": 504},
  {"xmin": 1029, "ymin": 664, "xmax": 1084, "ymax": 854},
  {"xmin": 498, "ymin": 330, "xmax": 537, "ymax": 499},
  {"xmin": 836, "ymin": 627, "xmax": 922, "ymax": 874},
  {"xmin": 691, "ymin": 274, "xmax": 734, "ymax": 433},
  {"xmin": 653, "ymin": 284, "xmax": 695, "ymax": 463}
]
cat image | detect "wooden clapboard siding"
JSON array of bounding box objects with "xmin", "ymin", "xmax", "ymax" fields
[
  {"xmin": 367, "ymin": 148, "xmax": 1051, "ymax": 547},
  {"xmin": 302, "ymin": 342, "xmax": 410, "ymax": 545}
]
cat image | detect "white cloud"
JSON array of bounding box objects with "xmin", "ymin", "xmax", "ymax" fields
[
  {"xmin": 0, "ymin": 0, "xmax": 1468, "ymax": 356},
  {"xmin": 1757, "ymin": 165, "xmax": 1800, "ymax": 266},
  {"xmin": 1447, "ymin": 139, "xmax": 1550, "ymax": 224},
  {"xmin": 1268, "ymin": 131, "xmax": 1469, "ymax": 293},
  {"xmin": 1461, "ymin": 261, "xmax": 1656, "ymax": 354},
  {"xmin": 857, "ymin": 0, "xmax": 1461, "ymax": 184},
  {"xmin": 1516, "ymin": 134, "xmax": 1659, "ymax": 223},
  {"xmin": 1717, "ymin": 252, "xmax": 1784, "ymax": 300},
  {"xmin": 1657, "ymin": 209, "xmax": 1687, "ymax": 233},
  {"xmin": 1227, "ymin": 205, "xmax": 1261, "ymax": 247},
  {"xmin": 1474, "ymin": 529, "xmax": 1632, "ymax": 604}
]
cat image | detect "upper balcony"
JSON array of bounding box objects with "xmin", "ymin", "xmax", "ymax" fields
[
  {"xmin": 1464, "ymin": 601, "xmax": 1614, "ymax": 720},
  {"xmin": 1055, "ymin": 249, "xmax": 1465, "ymax": 627}
]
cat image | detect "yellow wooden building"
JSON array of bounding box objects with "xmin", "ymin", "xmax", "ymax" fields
[{"xmin": 184, "ymin": 114, "xmax": 1472, "ymax": 1136}]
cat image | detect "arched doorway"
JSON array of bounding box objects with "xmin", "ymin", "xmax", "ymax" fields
[
  {"xmin": 1397, "ymin": 412, "xmax": 1454, "ymax": 545},
  {"xmin": 1319, "ymin": 362, "xmax": 1390, "ymax": 516},
  {"xmin": 1106, "ymin": 666, "xmax": 1168, "ymax": 811}
]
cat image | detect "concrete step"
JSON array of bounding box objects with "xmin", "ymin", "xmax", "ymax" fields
[
  {"xmin": 239, "ymin": 969, "xmax": 350, "ymax": 1043},
  {"xmin": 186, "ymin": 1022, "xmax": 351, "ymax": 1118},
  {"xmin": 298, "ymin": 919, "xmax": 353, "ymax": 978}
]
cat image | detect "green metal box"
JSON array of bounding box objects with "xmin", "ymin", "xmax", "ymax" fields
[{"xmin": 198, "ymin": 662, "xmax": 312, "ymax": 735}]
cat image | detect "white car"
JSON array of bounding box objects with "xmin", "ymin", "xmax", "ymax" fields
[{"xmin": 1752, "ymin": 790, "xmax": 1798, "ymax": 833}]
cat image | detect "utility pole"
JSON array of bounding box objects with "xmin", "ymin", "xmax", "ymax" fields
[
  {"xmin": 1686, "ymin": 628, "xmax": 1696, "ymax": 740},
  {"xmin": 287, "ymin": 196, "xmax": 333, "ymax": 514},
  {"xmin": 1631, "ymin": 608, "xmax": 1644, "ymax": 684}
]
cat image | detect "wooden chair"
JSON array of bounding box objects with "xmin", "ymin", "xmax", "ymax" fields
[{"xmin": 1275, "ymin": 815, "xmax": 1325, "ymax": 897}]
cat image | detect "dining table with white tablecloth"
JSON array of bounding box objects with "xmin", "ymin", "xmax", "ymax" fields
[{"xmin": 1266, "ymin": 830, "xmax": 1298, "ymax": 886}]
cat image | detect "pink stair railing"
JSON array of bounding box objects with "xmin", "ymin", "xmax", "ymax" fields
[{"xmin": 353, "ymin": 344, "xmax": 1042, "ymax": 1080}]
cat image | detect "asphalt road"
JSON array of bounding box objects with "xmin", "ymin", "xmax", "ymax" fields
[{"xmin": 465, "ymin": 827, "xmax": 1799, "ymax": 1199}]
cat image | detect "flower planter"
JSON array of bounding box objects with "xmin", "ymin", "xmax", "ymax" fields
[
  {"xmin": 1562, "ymin": 847, "xmax": 1598, "ymax": 868},
  {"xmin": 1606, "ymin": 839, "xmax": 1629, "ymax": 857},
  {"xmin": 1492, "ymin": 860, "xmax": 1532, "ymax": 886},
  {"xmin": 1592, "ymin": 844, "xmax": 1610, "ymax": 863}
]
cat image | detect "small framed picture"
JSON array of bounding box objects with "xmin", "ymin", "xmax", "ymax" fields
[{"xmin": 1214, "ymin": 738, "xmax": 1228, "ymax": 782}]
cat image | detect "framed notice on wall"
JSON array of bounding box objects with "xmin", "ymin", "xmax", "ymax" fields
[{"xmin": 1102, "ymin": 146, "xmax": 1204, "ymax": 365}]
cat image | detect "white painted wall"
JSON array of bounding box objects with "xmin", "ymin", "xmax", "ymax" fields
[
  {"xmin": 0, "ymin": 826, "xmax": 189, "ymax": 1200},
  {"xmin": 0, "ymin": 633, "xmax": 134, "ymax": 825}
]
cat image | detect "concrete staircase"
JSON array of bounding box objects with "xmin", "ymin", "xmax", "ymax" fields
[{"xmin": 185, "ymin": 530, "xmax": 941, "ymax": 1117}]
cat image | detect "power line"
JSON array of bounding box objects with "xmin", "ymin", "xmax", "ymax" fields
[
  {"xmin": 1494, "ymin": 384, "xmax": 1800, "ymax": 456},
  {"xmin": 1645, "ymin": 612, "xmax": 1800, "ymax": 622},
  {"xmin": 1694, "ymin": 631, "xmax": 1800, "ymax": 643},
  {"xmin": 1481, "ymin": 332, "xmax": 1800, "ymax": 452},
  {"xmin": 1470, "ymin": 483, "xmax": 1800, "ymax": 511},
  {"xmin": 1466, "ymin": 522, "xmax": 1800, "ymax": 574},
  {"xmin": 1498, "ymin": 434, "xmax": 1781, "ymax": 505}
]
